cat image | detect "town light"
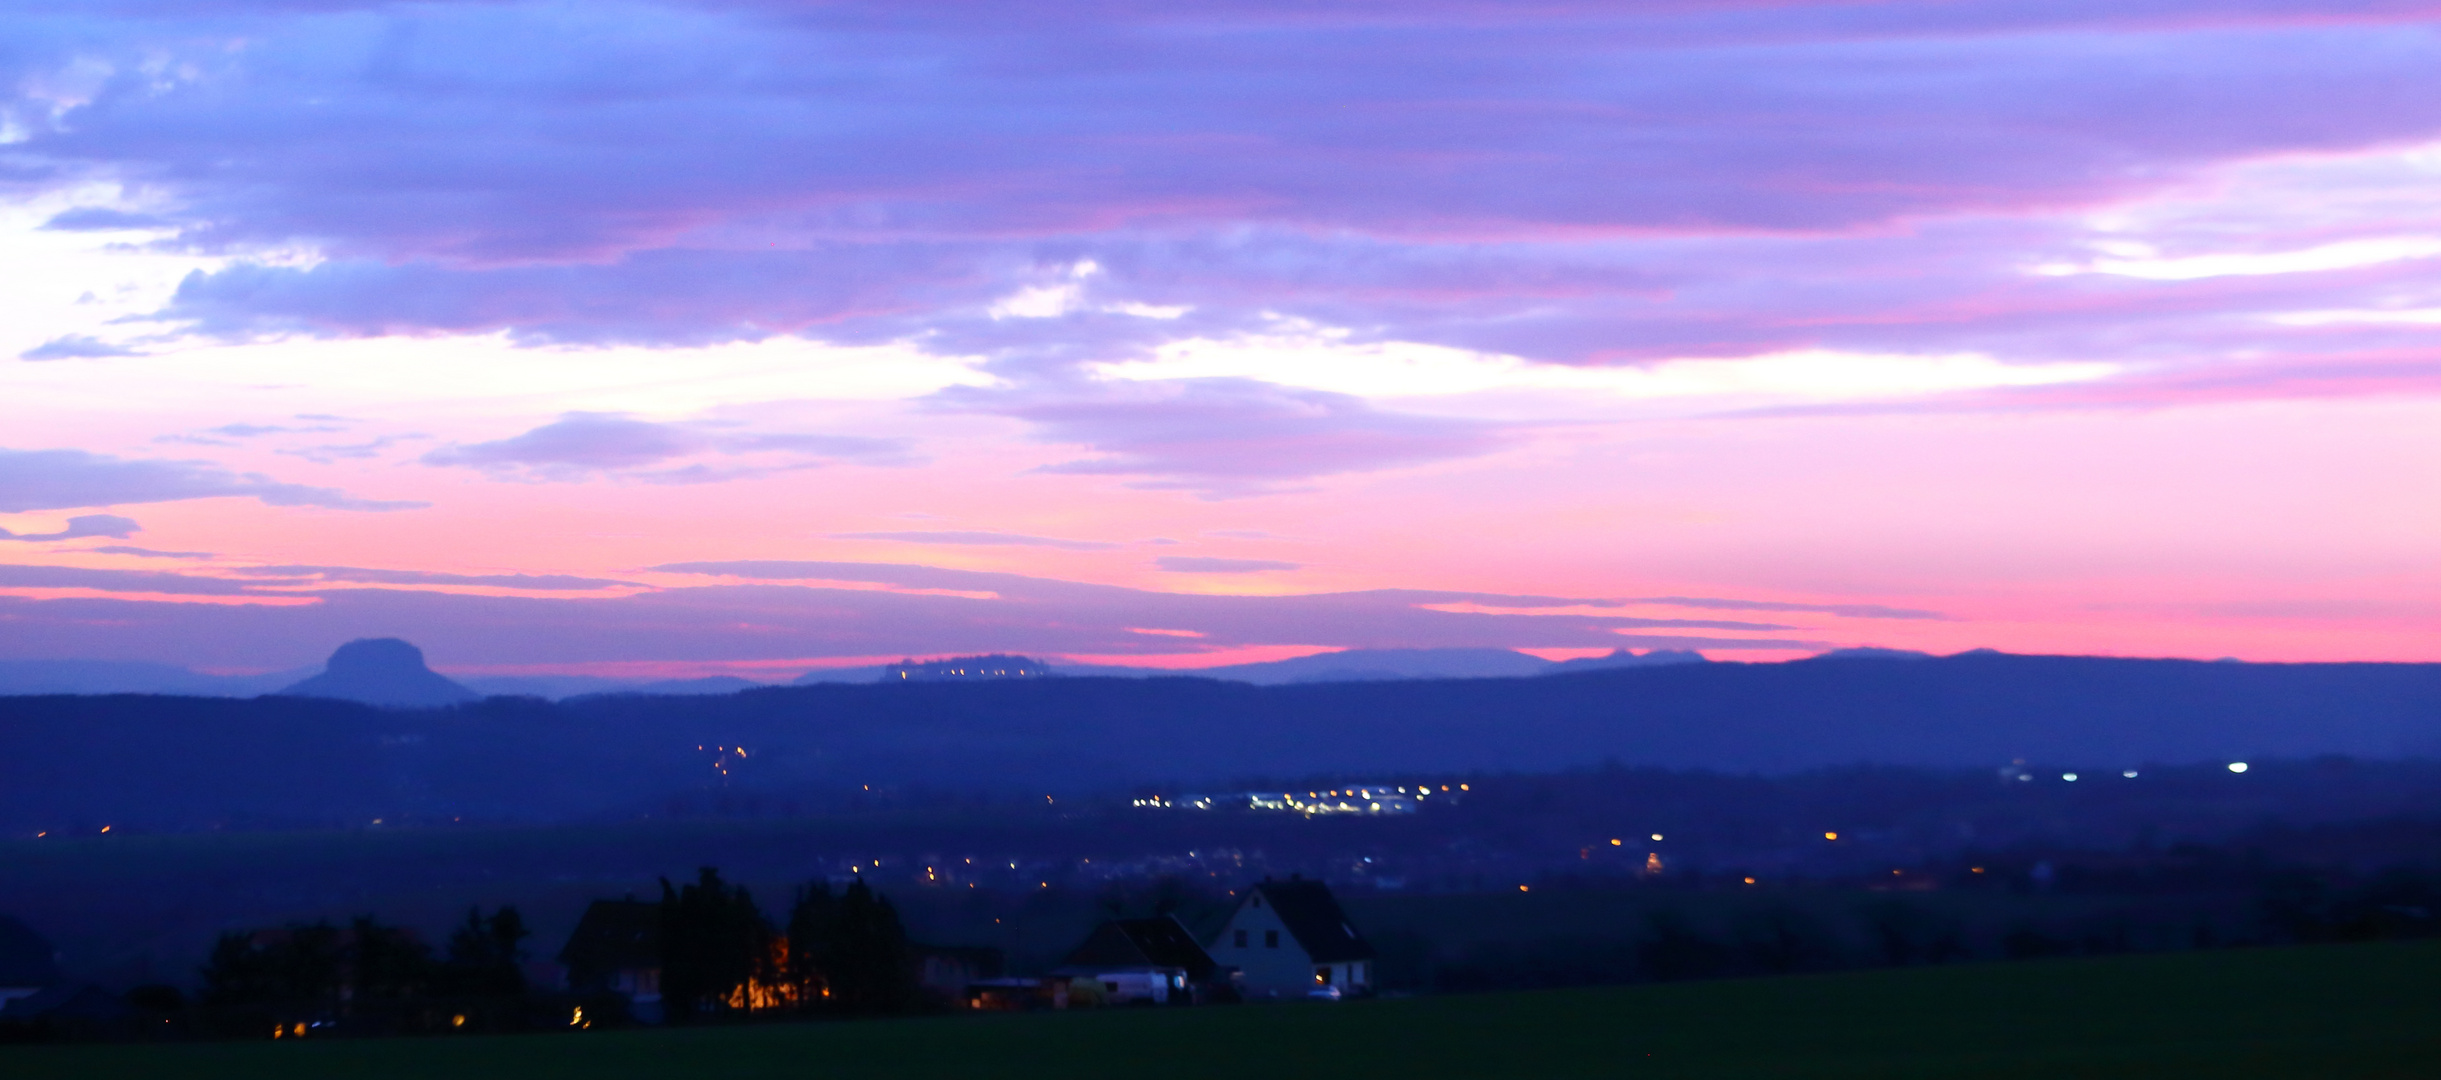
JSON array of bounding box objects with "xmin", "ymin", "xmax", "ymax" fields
[
  {"xmin": 2227, "ymin": 762, "xmax": 2249, "ymax": 773},
  {"xmin": 1824, "ymin": 831, "xmax": 1838, "ymax": 840}
]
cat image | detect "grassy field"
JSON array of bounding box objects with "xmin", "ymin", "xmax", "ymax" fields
[{"xmin": 11, "ymin": 939, "xmax": 2438, "ymax": 1079}]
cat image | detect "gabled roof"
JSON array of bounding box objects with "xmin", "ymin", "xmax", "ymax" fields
[
  {"xmin": 557, "ymin": 899, "xmax": 660, "ymax": 972},
  {"xmin": 0, "ymin": 916, "xmax": 62, "ymax": 988},
  {"xmin": 1058, "ymin": 916, "xmax": 1216, "ymax": 979},
  {"xmin": 1249, "ymin": 879, "xmax": 1375, "ymax": 963},
  {"xmin": 0, "ymin": 983, "xmax": 126, "ymax": 1022}
]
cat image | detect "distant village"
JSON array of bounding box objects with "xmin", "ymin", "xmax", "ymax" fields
[
  {"xmin": 1, "ymin": 873, "xmax": 1383, "ymax": 1041},
  {"xmin": 6, "ymin": 653, "xmax": 2440, "ymax": 1043}
]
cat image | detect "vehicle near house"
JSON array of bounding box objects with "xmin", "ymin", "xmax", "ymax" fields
[{"xmin": 1052, "ymin": 915, "xmax": 1220, "ymax": 1004}]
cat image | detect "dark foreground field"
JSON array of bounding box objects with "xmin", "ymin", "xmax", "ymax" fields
[{"xmin": 13, "ymin": 940, "xmax": 2439, "ymax": 1079}]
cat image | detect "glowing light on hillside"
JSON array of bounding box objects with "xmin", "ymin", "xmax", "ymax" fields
[{"xmin": 2228, "ymin": 762, "xmax": 2249, "ymax": 773}]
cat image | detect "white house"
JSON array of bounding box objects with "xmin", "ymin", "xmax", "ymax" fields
[
  {"xmin": 1205, "ymin": 877, "xmax": 1376, "ymax": 997},
  {"xmin": 0, "ymin": 916, "xmax": 61, "ymax": 1009}
]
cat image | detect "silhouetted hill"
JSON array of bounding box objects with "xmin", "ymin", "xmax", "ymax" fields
[
  {"xmin": 0, "ymin": 660, "xmax": 304, "ymax": 697},
  {"xmin": 2, "ymin": 652, "xmax": 2436, "ymax": 831},
  {"xmin": 1069, "ymin": 647, "xmax": 1704, "ymax": 683},
  {"xmin": 572, "ymin": 675, "xmax": 771, "ymax": 699},
  {"xmin": 1542, "ymin": 648, "xmax": 1710, "ymax": 673},
  {"xmin": 790, "ymin": 647, "xmax": 1705, "ymax": 687},
  {"xmin": 1167, "ymin": 647, "xmax": 1554, "ymax": 684},
  {"xmin": 276, "ymin": 639, "xmax": 480, "ymax": 708}
]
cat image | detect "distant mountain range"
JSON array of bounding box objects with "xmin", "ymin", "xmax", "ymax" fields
[
  {"xmin": 2, "ymin": 650, "xmax": 2436, "ymax": 832},
  {"xmin": 0, "ymin": 645, "xmax": 1713, "ymax": 701}
]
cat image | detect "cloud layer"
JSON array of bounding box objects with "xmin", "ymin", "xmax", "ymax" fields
[
  {"xmin": 0, "ymin": 556, "xmax": 1826, "ymax": 667},
  {"xmin": 1, "ymin": 1, "xmax": 2436, "ymax": 670},
  {"xmin": 0, "ymin": 448, "xmax": 422, "ymax": 513},
  {"xmin": 2, "ymin": 0, "xmax": 2435, "ymax": 407},
  {"xmin": 420, "ymin": 413, "xmax": 916, "ymax": 483}
]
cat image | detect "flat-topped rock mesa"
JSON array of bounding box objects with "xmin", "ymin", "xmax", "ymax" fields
[{"xmin": 276, "ymin": 638, "xmax": 480, "ymax": 709}]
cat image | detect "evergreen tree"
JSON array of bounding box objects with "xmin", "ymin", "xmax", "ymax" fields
[
  {"xmin": 200, "ymin": 921, "xmax": 348, "ymax": 1009},
  {"xmin": 439, "ymin": 906, "xmax": 530, "ymax": 998},
  {"xmin": 348, "ymin": 915, "xmax": 434, "ymax": 1005},
  {"xmin": 784, "ymin": 882, "xmax": 838, "ymax": 1003},
  {"xmin": 658, "ymin": 867, "xmax": 773, "ymax": 1022},
  {"xmin": 821, "ymin": 879, "xmax": 915, "ymax": 1014}
]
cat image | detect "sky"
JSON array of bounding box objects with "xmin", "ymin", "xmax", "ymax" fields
[{"xmin": 1, "ymin": 0, "xmax": 2437, "ymax": 678}]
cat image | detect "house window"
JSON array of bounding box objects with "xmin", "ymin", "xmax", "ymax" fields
[
  {"xmin": 1234, "ymin": 930, "xmax": 1247, "ymax": 948},
  {"xmin": 1316, "ymin": 967, "xmax": 1331, "ymax": 984},
  {"xmin": 1265, "ymin": 930, "xmax": 1279, "ymax": 948}
]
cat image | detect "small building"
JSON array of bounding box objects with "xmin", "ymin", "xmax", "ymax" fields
[
  {"xmin": 1206, "ymin": 878, "xmax": 1376, "ymax": 997},
  {"xmin": 0, "ymin": 916, "xmax": 63, "ymax": 1009},
  {"xmin": 557, "ymin": 900, "xmax": 662, "ymax": 1009},
  {"xmin": 911, "ymin": 943, "xmax": 1004, "ymax": 1004},
  {"xmin": 884, "ymin": 654, "xmax": 1049, "ymax": 681},
  {"xmin": 1053, "ymin": 916, "xmax": 1218, "ymax": 1004}
]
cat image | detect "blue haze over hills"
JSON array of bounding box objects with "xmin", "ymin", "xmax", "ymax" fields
[
  {"xmin": 0, "ymin": 644, "xmax": 1712, "ymax": 700},
  {"xmin": 0, "ymin": 646, "xmax": 2434, "ymax": 834}
]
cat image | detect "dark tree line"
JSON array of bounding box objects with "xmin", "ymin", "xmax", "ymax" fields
[
  {"xmin": 195, "ymin": 907, "xmax": 530, "ymax": 1034},
  {"xmin": 657, "ymin": 867, "xmax": 918, "ymax": 1022},
  {"xmin": 174, "ymin": 868, "xmax": 927, "ymax": 1038}
]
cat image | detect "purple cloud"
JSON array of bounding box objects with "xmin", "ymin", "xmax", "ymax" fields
[
  {"xmin": 936, "ymin": 378, "xmax": 1509, "ymax": 495},
  {"xmin": 0, "ymin": 564, "xmax": 274, "ymax": 596},
  {"xmin": 420, "ymin": 412, "xmax": 916, "ymax": 482},
  {"xmin": 1156, "ymin": 556, "xmax": 1301, "ymax": 573},
  {"xmin": 0, "ymin": 514, "xmax": 141, "ymax": 542},
  {"xmin": 0, "ymin": 448, "xmax": 425, "ymax": 513},
  {"xmin": 222, "ymin": 565, "xmax": 633, "ymax": 591},
  {"xmin": 0, "ymin": 0, "xmax": 2433, "ymax": 405},
  {"xmin": 0, "ymin": 557, "xmax": 1835, "ymax": 667},
  {"xmin": 89, "ymin": 545, "xmax": 213, "ymax": 559},
  {"xmin": 1633, "ymin": 596, "xmax": 1949, "ymax": 620},
  {"xmin": 829, "ymin": 531, "xmax": 1122, "ymax": 551},
  {"xmin": 20, "ymin": 335, "xmax": 143, "ymax": 361}
]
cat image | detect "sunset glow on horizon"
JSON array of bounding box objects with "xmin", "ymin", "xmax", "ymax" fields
[{"xmin": 3, "ymin": 0, "xmax": 2437, "ymax": 676}]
